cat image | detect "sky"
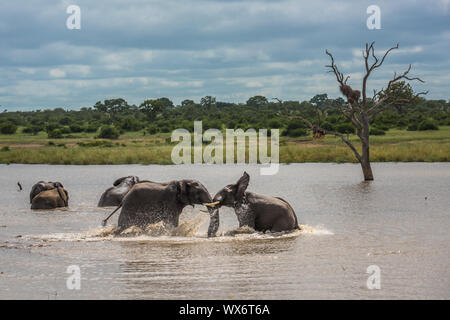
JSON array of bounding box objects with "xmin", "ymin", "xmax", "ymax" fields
[{"xmin": 0, "ymin": 0, "xmax": 448, "ymax": 111}]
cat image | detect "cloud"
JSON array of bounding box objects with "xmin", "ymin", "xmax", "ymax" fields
[
  {"xmin": 0, "ymin": 0, "xmax": 448, "ymax": 110},
  {"xmin": 49, "ymin": 68, "xmax": 66, "ymax": 78}
]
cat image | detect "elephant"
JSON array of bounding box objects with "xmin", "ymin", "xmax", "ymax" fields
[
  {"xmin": 30, "ymin": 181, "xmax": 69, "ymax": 209},
  {"xmin": 98, "ymin": 176, "xmax": 140, "ymax": 207},
  {"xmin": 205, "ymin": 172, "xmax": 299, "ymax": 236},
  {"xmin": 109, "ymin": 179, "xmax": 218, "ymax": 236}
]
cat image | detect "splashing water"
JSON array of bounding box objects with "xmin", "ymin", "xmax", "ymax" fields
[{"xmin": 25, "ymin": 210, "xmax": 332, "ymax": 243}]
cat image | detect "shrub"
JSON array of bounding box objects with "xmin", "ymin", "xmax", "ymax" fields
[
  {"xmin": 407, "ymin": 122, "xmax": 419, "ymax": 131},
  {"xmin": 287, "ymin": 128, "xmax": 308, "ymax": 137},
  {"xmin": 120, "ymin": 116, "xmax": 143, "ymax": 132},
  {"xmin": 267, "ymin": 119, "xmax": 283, "ymax": 128},
  {"xmin": 48, "ymin": 129, "xmax": 63, "ymax": 139},
  {"xmin": 1, "ymin": 146, "xmax": 10, "ymax": 152},
  {"xmin": 98, "ymin": 125, "xmax": 120, "ymax": 139},
  {"xmin": 22, "ymin": 125, "xmax": 42, "ymax": 135},
  {"xmin": 320, "ymin": 121, "xmax": 334, "ymax": 131},
  {"xmin": 84, "ymin": 122, "xmax": 100, "ymax": 133},
  {"xmin": 335, "ymin": 123, "xmax": 355, "ymax": 134},
  {"xmin": 370, "ymin": 127, "xmax": 386, "ymax": 135},
  {"xmin": 282, "ymin": 119, "xmax": 307, "ymax": 136},
  {"xmin": 60, "ymin": 126, "xmax": 71, "ymax": 134},
  {"xmin": 396, "ymin": 119, "xmax": 408, "ymax": 128},
  {"xmin": 45, "ymin": 122, "xmax": 61, "ymax": 133},
  {"xmin": 69, "ymin": 123, "xmax": 83, "ymax": 133},
  {"xmin": 0, "ymin": 121, "xmax": 17, "ymax": 134},
  {"xmin": 418, "ymin": 119, "xmax": 439, "ymax": 131},
  {"xmin": 147, "ymin": 125, "xmax": 158, "ymax": 135},
  {"xmin": 374, "ymin": 124, "xmax": 389, "ymax": 131}
]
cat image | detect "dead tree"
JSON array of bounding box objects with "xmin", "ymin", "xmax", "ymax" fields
[{"xmin": 290, "ymin": 43, "xmax": 426, "ymax": 181}]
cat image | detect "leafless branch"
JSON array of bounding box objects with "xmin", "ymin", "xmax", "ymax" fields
[{"xmin": 362, "ymin": 42, "xmax": 399, "ymax": 104}]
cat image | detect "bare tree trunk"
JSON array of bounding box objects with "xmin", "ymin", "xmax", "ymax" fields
[
  {"xmin": 360, "ymin": 141, "xmax": 374, "ymax": 181},
  {"xmin": 359, "ymin": 122, "xmax": 374, "ymax": 181}
]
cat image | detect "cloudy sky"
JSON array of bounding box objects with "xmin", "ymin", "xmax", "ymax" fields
[{"xmin": 0, "ymin": 0, "xmax": 448, "ymax": 110}]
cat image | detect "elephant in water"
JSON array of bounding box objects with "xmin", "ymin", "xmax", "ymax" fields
[
  {"xmin": 109, "ymin": 179, "xmax": 218, "ymax": 236},
  {"xmin": 30, "ymin": 181, "xmax": 69, "ymax": 209},
  {"xmin": 98, "ymin": 176, "xmax": 140, "ymax": 207},
  {"xmin": 205, "ymin": 172, "xmax": 299, "ymax": 236}
]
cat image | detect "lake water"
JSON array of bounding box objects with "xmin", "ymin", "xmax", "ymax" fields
[{"xmin": 0, "ymin": 163, "xmax": 449, "ymax": 299}]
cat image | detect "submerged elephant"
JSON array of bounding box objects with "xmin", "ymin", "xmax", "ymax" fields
[
  {"xmin": 104, "ymin": 179, "xmax": 218, "ymax": 236},
  {"xmin": 30, "ymin": 181, "xmax": 69, "ymax": 209},
  {"xmin": 205, "ymin": 172, "xmax": 299, "ymax": 236},
  {"xmin": 98, "ymin": 176, "xmax": 140, "ymax": 207}
]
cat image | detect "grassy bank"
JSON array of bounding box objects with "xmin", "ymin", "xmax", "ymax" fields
[{"xmin": 0, "ymin": 126, "xmax": 449, "ymax": 164}]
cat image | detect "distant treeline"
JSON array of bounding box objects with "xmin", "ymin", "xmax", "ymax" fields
[{"xmin": 0, "ymin": 94, "xmax": 449, "ymax": 138}]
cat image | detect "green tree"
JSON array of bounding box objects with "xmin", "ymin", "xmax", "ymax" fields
[
  {"xmin": 0, "ymin": 121, "xmax": 17, "ymax": 134},
  {"xmin": 98, "ymin": 125, "xmax": 120, "ymax": 139},
  {"xmin": 247, "ymin": 96, "xmax": 268, "ymax": 109}
]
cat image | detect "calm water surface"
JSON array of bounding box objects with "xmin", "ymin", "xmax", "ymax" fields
[{"xmin": 0, "ymin": 163, "xmax": 449, "ymax": 299}]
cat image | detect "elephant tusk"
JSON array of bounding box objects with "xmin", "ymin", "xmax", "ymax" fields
[{"xmin": 203, "ymin": 201, "xmax": 220, "ymax": 208}]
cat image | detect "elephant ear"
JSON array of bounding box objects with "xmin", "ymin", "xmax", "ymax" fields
[
  {"xmin": 176, "ymin": 180, "xmax": 191, "ymax": 205},
  {"xmin": 53, "ymin": 182, "xmax": 64, "ymax": 189},
  {"xmin": 235, "ymin": 172, "xmax": 250, "ymax": 202},
  {"xmin": 56, "ymin": 187, "xmax": 69, "ymax": 206},
  {"xmin": 113, "ymin": 177, "xmax": 127, "ymax": 186},
  {"xmin": 30, "ymin": 182, "xmax": 47, "ymax": 203}
]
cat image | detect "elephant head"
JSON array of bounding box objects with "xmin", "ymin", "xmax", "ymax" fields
[
  {"xmin": 176, "ymin": 179, "xmax": 220, "ymax": 237},
  {"xmin": 203, "ymin": 172, "xmax": 250, "ymax": 237},
  {"xmin": 211, "ymin": 172, "xmax": 249, "ymax": 208}
]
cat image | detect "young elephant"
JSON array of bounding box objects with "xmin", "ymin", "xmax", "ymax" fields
[
  {"xmin": 30, "ymin": 181, "xmax": 69, "ymax": 209},
  {"xmin": 206, "ymin": 172, "xmax": 299, "ymax": 236},
  {"xmin": 111, "ymin": 179, "xmax": 218, "ymax": 236},
  {"xmin": 98, "ymin": 176, "xmax": 140, "ymax": 207}
]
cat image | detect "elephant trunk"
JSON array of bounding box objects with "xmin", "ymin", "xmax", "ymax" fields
[{"xmin": 207, "ymin": 207, "xmax": 219, "ymax": 237}]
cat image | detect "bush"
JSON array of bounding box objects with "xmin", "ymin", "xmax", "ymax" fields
[
  {"xmin": 282, "ymin": 119, "xmax": 307, "ymax": 136},
  {"xmin": 1, "ymin": 146, "xmax": 10, "ymax": 152},
  {"xmin": 0, "ymin": 121, "xmax": 17, "ymax": 134},
  {"xmin": 370, "ymin": 127, "xmax": 386, "ymax": 135},
  {"xmin": 407, "ymin": 122, "xmax": 419, "ymax": 131},
  {"xmin": 22, "ymin": 125, "xmax": 42, "ymax": 135},
  {"xmin": 320, "ymin": 121, "xmax": 334, "ymax": 131},
  {"xmin": 48, "ymin": 129, "xmax": 63, "ymax": 139},
  {"xmin": 418, "ymin": 119, "xmax": 439, "ymax": 131},
  {"xmin": 69, "ymin": 123, "xmax": 83, "ymax": 133},
  {"xmin": 335, "ymin": 123, "xmax": 355, "ymax": 134},
  {"xmin": 98, "ymin": 125, "xmax": 120, "ymax": 139},
  {"xmin": 396, "ymin": 119, "xmax": 408, "ymax": 128},
  {"xmin": 267, "ymin": 119, "xmax": 283, "ymax": 128},
  {"xmin": 45, "ymin": 122, "xmax": 61, "ymax": 133},
  {"xmin": 287, "ymin": 128, "xmax": 308, "ymax": 137},
  {"xmin": 147, "ymin": 125, "xmax": 158, "ymax": 135},
  {"xmin": 60, "ymin": 126, "xmax": 71, "ymax": 134},
  {"xmin": 120, "ymin": 116, "xmax": 143, "ymax": 132},
  {"xmin": 84, "ymin": 122, "xmax": 100, "ymax": 133},
  {"xmin": 374, "ymin": 124, "xmax": 389, "ymax": 131}
]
